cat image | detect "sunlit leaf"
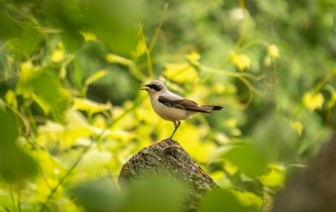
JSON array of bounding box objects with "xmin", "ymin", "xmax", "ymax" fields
[
  {"xmin": 267, "ymin": 44, "xmax": 280, "ymax": 58},
  {"xmin": 230, "ymin": 53, "xmax": 251, "ymax": 71},
  {"xmin": 72, "ymin": 98, "xmax": 112, "ymax": 114},
  {"xmin": 17, "ymin": 66, "xmax": 69, "ymax": 118},
  {"xmin": 303, "ymin": 91, "xmax": 324, "ymax": 112},
  {"xmin": 80, "ymin": 31, "xmax": 97, "ymax": 41},
  {"xmin": 84, "ymin": 70, "xmax": 108, "ymax": 87},
  {"xmin": 5, "ymin": 89, "xmax": 17, "ymax": 110},
  {"xmin": 163, "ymin": 63, "xmax": 198, "ymax": 83},
  {"xmin": 80, "ymin": 149, "xmax": 112, "ymax": 170},
  {"xmin": 132, "ymin": 37, "xmax": 147, "ymax": 58},
  {"xmin": 259, "ymin": 167, "xmax": 286, "ymax": 187},
  {"xmin": 224, "ymin": 162, "xmax": 239, "ymax": 176},
  {"xmin": 225, "ymin": 118, "xmax": 238, "ymax": 128},
  {"xmin": 51, "ymin": 49, "xmax": 64, "ymax": 63},
  {"xmin": 186, "ymin": 52, "xmax": 201, "ymax": 63},
  {"xmin": 233, "ymin": 190, "xmax": 263, "ymax": 209},
  {"xmin": 290, "ymin": 121, "xmax": 303, "ymax": 136},
  {"xmin": 106, "ymin": 53, "xmax": 133, "ymax": 66}
]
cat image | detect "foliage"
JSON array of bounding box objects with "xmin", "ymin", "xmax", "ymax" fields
[{"xmin": 0, "ymin": 0, "xmax": 335, "ymax": 211}]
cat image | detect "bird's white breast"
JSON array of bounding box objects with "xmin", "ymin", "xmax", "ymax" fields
[{"xmin": 150, "ymin": 93, "xmax": 195, "ymax": 121}]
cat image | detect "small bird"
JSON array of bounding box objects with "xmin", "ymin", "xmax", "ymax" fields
[{"xmin": 141, "ymin": 80, "xmax": 223, "ymax": 139}]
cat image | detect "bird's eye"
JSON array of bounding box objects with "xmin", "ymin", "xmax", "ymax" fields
[{"xmin": 148, "ymin": 84, "xmax": 161, "ymax": 91}]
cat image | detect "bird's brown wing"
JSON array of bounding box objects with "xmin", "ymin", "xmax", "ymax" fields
[{"xmin": 158, "ymin": 96, "xmax": 211, "ymax": 113}]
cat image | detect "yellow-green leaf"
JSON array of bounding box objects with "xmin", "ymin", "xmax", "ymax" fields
[
  {"xmin": 163, "ymin": 63, "xmax": 198, "ymax": 83},
  {"xmin": 264, "ymin": 55, "xmax": 272, "ymax": 67},
  {"xmin": 290, "ymin": 121, "xmax": 303, "ymax": 136},
  {"xmin": 232, "ymin": 190, "xmax": 263, "ymax": 208},
  {"xmin": 132, "ymin": 38, "xmax": 147, "ymax": 58},
  {"xmin": 51, "ymin": 49, "xmax": 64, "ymax": 63},
  {"xmin": 72, "ymin": 98, "xmax": 112, "ymax": 114},
  {"xmin": 303, "ymin": 91, "xmax": 324, "ymax": 112},
  {"xmin": 17, "ymin": 69, "xmax": 69, "ymax": 118},
  {"xmin": 267, "ymin": 44, "xmax": 280, "ymax": 58},
  {"xmin": 186, "ymin": 52, "xmax": 201, "ymax": 63},
  {"xmin": 84, "ymin": 70, "xmax": 108, "ymax": 87},
  {"xmin": 5, "ymin": 90, "xmax": 17, "ymax": 110},
  {"xmin": 231, "ymin": 53, "xmax": 251, "ymax": 71},
  {"xmin": 106, "ymin": 53, "xmax": 133, "ymax": 66},
  {"xmin": 80, "ymin": 31, "xmax": 97, "ymax": 41},
  {"xmin": 259, "ymin": 168, "xmax": 286, "ymax": 187}
]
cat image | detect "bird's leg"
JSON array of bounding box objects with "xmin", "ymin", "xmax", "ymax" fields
[{"xmin": 169, "ymin": 120, "xmax": 181, "ymax": 140}]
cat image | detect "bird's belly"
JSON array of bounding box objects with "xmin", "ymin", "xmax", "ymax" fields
[{"xmin": 153, "ymin": 103, "xmax": 195, "ymax": 121}]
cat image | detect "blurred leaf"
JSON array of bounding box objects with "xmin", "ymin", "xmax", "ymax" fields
[
  {"xmin": 0, "ymin": 194, "xmax": 12, "ymax": 210},
  {"xmin": 121, "ymin": 175, "xmax": 188, "ymax": 212},
  {"xmin": 163, "ymin": 63, "xmax": 198, "ymax": 83},
  {"xmin": 72, "ymin": 98, "xmax": 112, "ymax": 114},
  {"xmin": 80, "ymin": 31, "xmax": 97, "ymax": 42},
  {"xmin": 303, "ymin": 91, "xmax": 324, "ymax": 112},
  {"xmin": 84, "ymin": 70, "xmax": 109, "ymax": 87},
  {"xmin": 222, "ymin": 144, "xmax": 267, "ymax": 178},
  {"xmin": 200, "ymin": 189, "xmax": 254, "ymax": 212},
  {"xmin": 17, "ymin": 64, "xmax": 69, "ymax": 119},
  {"xmin": 0, "ymin": 108, "xmax": 38, "ymax": 186},
  {"xmin": 106, "ymin": 54, "xmax": 134, "ymax": 66},
  {"xmin": 5, "ymin": 89, "xmax": 17, "ymax": 110},
  {"xmin": 186, "ymin": 52, "xmax": 201, "ymax": 63},
  {"xmin": 51, "ymin": 49, "xmax": 65, "ymax": 63},
  {"xmin": 233, "ymin": 190, "xmax": 263, "ymax": 209},
  {"xmin": 267, "ymin": 44, "xmax": 280, "ymax": 58},
  {"xmin": 85, "ymin": 0, "xmax": 147, "ymax": 55},
  {"xmin": 230, "ymin": 53, "xmax": 251, "ymax": 71},
  {"xmin": 259, "ymin": 166, "xmax": 286, "ymax": 187},
  {"xmin": 290, "ymin": 121, "xmax": 303, "ymax": 136},
  {"xmin": 80, "ymin": 149, "xmax": 112, "ymax": 170},
  {"xmin": 252, "ymin": 113, "xmax": 299, "ymax": 163},
  {"xmin": 70, "ymin": 178, "xmax": 121, "ymax": 212},
  {"xmin": 224, "ymin": 162, "xmax": 239, "ymax": 176},
  {"xmin": 132, "ymin": 37, "xmax": 148, "ymax": 58}
]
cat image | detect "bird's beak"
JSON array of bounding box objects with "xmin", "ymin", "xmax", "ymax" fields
[{"xmin": 140, "ymin": 84, "xmax": 149, "ymax": 91}]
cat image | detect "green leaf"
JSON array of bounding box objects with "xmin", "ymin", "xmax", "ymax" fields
[
  {"xmin": 70, "ymin": 178, "xmax": 121, "ymax": 212},
  {"xmin": 17, "ymin": 66, "xmax": 69, "ymax": 119},
  {"xmin": 84, "ymin": 70, "xmax": 109, "ymax": 87},
  {"xmin": 259, "ymin": 164, "xmax": 286, "ymax": 187},
  {"xmin": 0, "ymin": 108, "xmax": 38, "ymax": 186},
  {"xmin": 252, "ymin": 113, "xmax": 299, "ymax": 163},
  {"xmin": 200, "ymin": 189, "xmax": 254, "ymax": 212},
  {"xmin": 121, "ymin": 175, "xmax": 188, "ymax": 212},
  {"xmin": 303, "ymin": 91, "xmax": 324, "ymax": 112},
  {"xmin": 163, "ymin": 63, "xmax": 198, "ymax": 83},
  {"xmin": 72, "ymin": 98, "xmax": 112, "ymax": 114},
  {"xmin": 222, "ymin": 144, "xmax": 267, "ymax": 178}
]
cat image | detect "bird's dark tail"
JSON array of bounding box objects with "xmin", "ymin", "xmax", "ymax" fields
[
  {"xmin": 211, "ymin": 106, "xmax": 223, "ymax": 111},
  {"xmin": 202, "ymin": 105, "xmax": 223, "ymax": 112}
]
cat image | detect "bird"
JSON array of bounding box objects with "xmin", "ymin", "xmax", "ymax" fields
[{"xmin": 141, "ymin": 80, "xmax": 223, "ymax": 139}]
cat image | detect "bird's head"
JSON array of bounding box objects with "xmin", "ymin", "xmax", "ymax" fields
[{"xmin": 140, "ymin": 80, "xmax": 167, "ymax": 96}]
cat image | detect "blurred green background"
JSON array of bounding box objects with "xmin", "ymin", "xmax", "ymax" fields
[{"xmin": 0, "ymin": 0, "xmax": 335, "ymax": 211}]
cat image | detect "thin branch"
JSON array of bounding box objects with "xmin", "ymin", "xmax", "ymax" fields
[
  {"xmin": 38, "ymin": 144, "xmax": 93, "ymax": 212},
  {"xmin": 149, "ymin": 3, "xmax": 169, "ymax": 52}
]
